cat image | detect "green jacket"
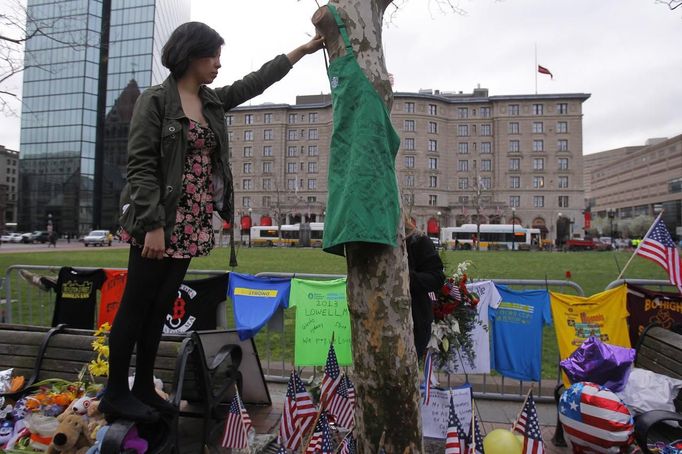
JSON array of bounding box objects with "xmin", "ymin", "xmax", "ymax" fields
[{"xmin": 120, "ymin": 54, "xmax": 292, "ymax": 245}]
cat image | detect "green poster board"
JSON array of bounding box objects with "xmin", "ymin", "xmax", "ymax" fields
[{"xmin": 290, "ymin": 278, "xmax": 353, "ymax": 366}]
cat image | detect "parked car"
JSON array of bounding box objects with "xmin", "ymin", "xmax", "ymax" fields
[
  {"xmin": 83, "ymin": 230, "xmax": 113, "ymax": 247},
  {"xmin": 31, "ymin": 231, "xmax": 50, "ymax": 243},
  {"xmin": 20, "ymin": 232, "xmax": 33, "ymax": 243},
  {"xmin": 9, "ymin": 233, "xmax": 24, "ymax": 243},
  {"xmin": 0, "ymin": 233, "xmax": 12, "ymax": 243}
]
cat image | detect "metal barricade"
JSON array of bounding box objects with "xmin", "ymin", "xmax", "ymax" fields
[{"xmin": 605, "ymin": 278, "xmax": 676, "ymax": 291}]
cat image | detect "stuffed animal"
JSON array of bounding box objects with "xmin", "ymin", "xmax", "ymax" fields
[
  {"xmin": 0, "ymin": 415, "xmax": 14, "ymax": 446},
  {"xmin": 84, "ymin": 425, "xmax": 108, "ymax": 454},
  {"xmin": 71, "ymin": 396, "xmax": 95, "ymax": 416},
  {"xmin": 85, "ymin": 425, "xmax": 148, "ymax": 454},
  {"xmin": 85, "ymin": 401, "xmax": 106, "ymax": 443},
  {"xmin": 45, "ymin": 414, "xmax": 90, "ymax": 454}
]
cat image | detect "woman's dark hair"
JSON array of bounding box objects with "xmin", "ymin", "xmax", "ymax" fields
[{"xmin": 162, "ymin": 22, "xmax": 224, "ymax": 79}]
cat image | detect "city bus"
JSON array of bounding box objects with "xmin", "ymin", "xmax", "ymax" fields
[
  {"xmin": 251, "ymin": 223, "xmax": 324, "ymax": 247},
  {"xmin": 440, "ymin": 224, "xmax": 541, "ymax": 250}
]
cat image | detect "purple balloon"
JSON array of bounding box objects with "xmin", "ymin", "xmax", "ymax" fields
[{"xmin": 560, "ymin": 336, "xmax": 635, "ymax": 392}]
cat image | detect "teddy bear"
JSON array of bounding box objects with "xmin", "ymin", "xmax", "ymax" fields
[
  {"xmin": 85, "ymin": 401, "xmax": 106, "ymax": 443},
  {"xmin": 45, "ymin": 413, "xmax": 90, "ymax": 454}
]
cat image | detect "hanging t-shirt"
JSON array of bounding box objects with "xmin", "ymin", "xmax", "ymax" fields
[
  {"xmin": 444, "ymin": 281, "xmax": 501, "ymax": 374},
  {"xmin": 550, "ymin": 285, "xmax": 630, "ymax": 386},
  {"xmin": 227, "ymin": 273, "xmax": 291, "ymax": 340},
  {"xmin": 51, "ymin": 267, "xmax": 106, "ymax": 329},
  {"xmin": 489, "ymin": 286, "xmax": 552, "ymax": 382},
  {"xmin": 98, "ymin": 269, "xmax": 128, "ymax": 328},
  {"xmin": 626, "ymin": 283, "xmax": 682, "ymax": 345},
  {"xmin": 289, "ymin": 278, "xmax": 352, "ymax": 366},
  {"xmin": 163, "ymin": 274, "xmax": 229, "ymax": 334}
]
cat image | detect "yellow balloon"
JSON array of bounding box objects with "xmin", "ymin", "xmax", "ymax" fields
[
  {"xmin": 515, "ymin": 433, "xmax": 525, "ymax": 446},
  {"xmin": 482, "ymin": 429, "xmax": 522, "ymax": 454}
]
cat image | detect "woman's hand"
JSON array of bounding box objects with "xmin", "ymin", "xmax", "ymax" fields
[
  {"xmin": 287, "ymin": 34, "xmax": 325, "ymax": 65},
  {"xmin": 142, "ymin": 227, "xmax": 165, "ymax": 260}
]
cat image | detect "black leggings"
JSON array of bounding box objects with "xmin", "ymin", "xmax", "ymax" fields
[{"xmin": 106, "ymin": 245, "xmax": 190, "ymax": 402}]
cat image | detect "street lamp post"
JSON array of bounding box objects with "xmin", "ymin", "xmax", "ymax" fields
[
  {"xmin": 608, "ymin": 209, "xmax": 615, "ymax": 246},
  {"xmin": 557, "ymin": 212, "xmax": 563, "ymax": 249},
  {"xmin": 248, "ymin": 207, "xmax": 252, "ymax": 248},
  {"xmin": 511, "ymin": 207, "xmax": 516, "ymax": 251},
  {"xmin": 436, "ymin": 211, "xmax": 442, "ymax": 250}
]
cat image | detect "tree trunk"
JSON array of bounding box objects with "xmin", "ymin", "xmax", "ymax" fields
[{"xmin": 313, "ymin": 2, "xmax": 423, "ymax": 453}]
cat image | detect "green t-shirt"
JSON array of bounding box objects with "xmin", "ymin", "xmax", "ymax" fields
[{"xmin": 289, "ymin": 278, "xmax": 353, "ymax": 366}]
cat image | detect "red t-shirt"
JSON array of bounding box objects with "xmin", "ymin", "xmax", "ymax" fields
[{"xmin": 99, "ymin": 269, "xmax": 128, "ymax": 327}]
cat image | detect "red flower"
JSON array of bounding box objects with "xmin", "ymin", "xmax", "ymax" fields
[
  {"xmin": 461, "ymin": 274, "xmax": 468, "ymax": 285},
  {"xmin": 441, "ymin": 285, "xmax": 450, "ymax": 296},
  {"xmin": 565, "ymin": 270, "xmax": 572, "ymax": 279}
]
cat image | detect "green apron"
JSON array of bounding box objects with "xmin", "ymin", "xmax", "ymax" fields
[{"xmin": 322, "ymin": 4, "xmax": 401, "ymax": 256}]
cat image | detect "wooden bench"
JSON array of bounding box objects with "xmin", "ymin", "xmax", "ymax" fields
[
  {"xmin": 0, "ymin": 323, "xmax": 243, "ymax": 453},
  {"xmin": 633, "ymin": 325, "xmax": 682, "ymax": 453}
]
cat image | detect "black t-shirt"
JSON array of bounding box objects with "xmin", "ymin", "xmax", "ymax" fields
[
  {"xmin": 163, "ymin": 274, "xmax": 229, "ymax": 334},
  {"xmin": 52, "ymin": 267, "xmax": 106, "ymax": 329}
]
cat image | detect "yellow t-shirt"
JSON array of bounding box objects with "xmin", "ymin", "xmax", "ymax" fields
[{"xmin": 550, "ymin": 285, "xmax": 630, "ymax": 386}]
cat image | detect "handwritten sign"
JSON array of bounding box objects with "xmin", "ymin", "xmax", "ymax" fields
[
  {"xmin": 421, "ymin": 385, "xmax": 472, "ymax": 439},
  {"xmin": 291, "ymin": 278, "xmax": 352, "ymax": 366}
]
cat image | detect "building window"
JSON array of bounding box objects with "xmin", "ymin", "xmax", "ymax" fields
[
  {"xmin": 481, "ymin": 159, "xmax": 492, "ymax": 171},
  {"xmin": 428, "ymin": 121, "xmax": 438, "ymax": 134},
  {"xmin": 480, "ymin": 107, "xmax": 491, "ymax": 118},
  {"xmin": 558, "ymin": 176, "xmax": 569, "ymax": 188},
  {"xmin": 308, "ymin": 162, "xmax": 318, "ymax": 173},
  {"xmin": 480, "ymin": 177, "xmax": 491, "ymax": 189},
  {"xmin": 532, "ymin": 122, "xmax": 544, "ymax": 134},
  {"xmin": 287, "ymin": 179, "xmax": 296, "ymax": 190},
  {"xmin": 263, "ymin": 129, "xmax": 273, "ymax": 141},
  {"xmin": 533, "ymin": 158, "xmax": 544, "ymax": 171},
  {"xmin": 429, "ymin": 175, "xmax": 438, "ymax": 188},
  {"xmin": 308, "ymin": 179, "xmax": 317, "ymax": 190},
  {"xmin": 558, "ymin": 195, "xmax": 569, "ymax": 208},
  {"xmin": 670, "ymin": 177, "xmax": 682, "ymax": 193},
  {"xmin": 458, "ymin": 177, "xmax": 468, "ymax": 190},
  {"xmin": 404, "ymin": 137, "xmax": 415, "ymax": 150},
  {"xmin": 458, "ymin": 125, "xmax": 469, "ymax": 137},
  {"xmin": 428, "ymin": 157, "xmax": 438, "ymax": 170},
  {"xmin": 428, "ymin": 104, "xmax": 437, "ymax": 116},
  {"xmin": 480, "ymin": 142, "xmax": 492, "ymax": 154},
  {"xmin": 533, "ymin": 176, "xmax": 544, "ymax": 189},
  {"xmin": 243, "ymin": 146, "xmax": 252, "ymax": 157},
  {"xmin": 404, "ymin": 120, "xmax": 415, "ymax": 132},
  {"xmin": 557, "ymin": 121, "xmax": 568, "ymax": 133},
  {"xmin": 244, "ymin": 130, "xmax": 254, "ymax": 141},
  {"xmin": 308, "ymin": 129, "xmax": 319, "ymax": 140},
  {"xmin": 264, "ymin": 113, "xmax": 272, "ymax": 124},
  {"xmin": 508, "ymin": 196, "xmax": 520, "ymax": 208},
  {"xmin": 242, "ymin": 197, "xmax": 251, "ymax": 208},
  {"xmin": 243, "ymin": 162, "xmax": 252, "ymax": 173},
  {"xmin": 458, "ymin": 107, "xmax": 468, "ymax": 119},
  {"xmin": 458, "ymin": 160, "xmax": 469, "ymax": 172},
  {"xmin": 309, "ymin": 112, "xmax": 318, "ymax": 123},
  {"xmin": 509, "ymin": 176, "xmax": 520, "ymax": 189},
  {"xmin": 458, "ymin": 142, "xmax": 469, "ymax": 154},
  {"xmin": 477, "ymin": 124, "xmax": 490, "ymax": 136},
  {"xmin": 287, "ymin": 146, "xmax": 297, "ymax": 157},
  {"xmin": 262, "ymin": 162, "xmax": 272, "ymax": 173},
  {"xmin": 263, "ymin": 195, "xmax": 271, "ymax": 207},
  {"xmin": 263, "ymin": 179, "xmax": 272, "ymax": 190},
  {"xmin": 242, "ymin": 179, "xmax": 252, "ymax": 190},
  {"xmin": 263, "ymin": 146, "xmax": 272, "ymax": 157},
  {"xmin": 405, "ymin": 174, "xmax": 415, "ymax": 187},
  {"xmin": 403, "ymin": 193, "xmax": 414, "ymax": 205},
  {"xmin": 509, "ymin": 158, "xmax": 520, "ymax": 170},
  {"xmin": 227, "ymin": 115, "xmax": 234, "ymax": 125},
  {"xmin": 288, "ymin": 113, "xmax": 297, "ymax": 124},
  {"xmin": 509, "ymin": 104, "xmax": 520, "ymax": 116},
  {"xmin": 558, "ymin": 139, "xmax": 568, "ymax": 151},
  {"xmin": 287, "ymin": 162, "xmax": 297, "ymax": 173},
  {"xmin": 428, "ymin": 139, "xmax": 438, "ymax": 152},
  {"xmin": 557, "ymin": 103, "xmax": 568, "ymax": 114},
  {"xmin": 558, "ymin": 158, "xmax": 569, "ymax": 170},
  {"xmin": 533, "ymin": 140, "xmax": 544, "ymax": 152},
  {"xmin": 287, "ymin": 129, "xmax": 298, "ymax": 140},
  {"xmin": 405, "ymin": 156, "xmax": 415, "ymax": 168},
  {"xmin": 533, "ymin": 196, "xmax": 544, "ymax": 208},
  {"xmin": 308, "ymin": 145, "xmax": 318, "ymax": 156},
  {"xmin": 244, "ymin": 114, "xmax": 253, "ymax": 124},
  {"xmin": 428, "ymin": 195, "xmax": 438, "ymax": 206},
  {"xmin": 508, "ymin": 122, "xmax": 519, "ymax": 134},
  {"xmin": 405, "ymin": 102, "xmax": 415, "ymax": 113},
  {"xmin": 533, "ymin": 104, "xmax": 544, "ymax": 115},
  {"xmin": 509, "ymin": 140, "xmax": 520, "ymax": 152}
]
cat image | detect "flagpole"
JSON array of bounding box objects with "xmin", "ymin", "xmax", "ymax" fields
[
  {"xmin": 534, "ymin": 43, "xmax": 538, "ymax": 95},
  {"xmin": 236, "ymin": 387, "xmax": 253, "ymax": 454},
  {"xmin": 510, "ymin": 388, "xmax": 533, "ymax": 433},
  {"xmin": 471, "ymin": 399, "xmax": 476, "ymax": 451},
  {"xmin": 616, "ymin": 210, "xmax": 665, "ymax": 281},
  {"xmin": 302, "ymin": 335, "xmax": 336, "ymax": 453}
]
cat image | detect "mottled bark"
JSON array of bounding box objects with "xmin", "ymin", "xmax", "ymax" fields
[{"xmin": 313, "ymin": 2, "xmax": 423, "ymax": 453}]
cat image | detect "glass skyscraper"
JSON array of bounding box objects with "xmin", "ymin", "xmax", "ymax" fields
[{"xmin": 19, "ymin": 0, "xmax": 189, "ymax": 234}]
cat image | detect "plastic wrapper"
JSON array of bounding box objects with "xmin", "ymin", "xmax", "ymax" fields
[
  {"xmin": 560, "ymin": 336, "xmax": 635, "ymax": 392},
  {"xmin": 616, "ymin": 367, "xmax": 682, "ymax": 425},
  {"xmin": 0, "ymin": 368, "xmax": 12, "ymax": 393}
]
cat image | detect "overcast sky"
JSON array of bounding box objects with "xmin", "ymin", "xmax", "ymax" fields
[{"xmin": 1, "ymin": 0, "xmax": 681, "ymax": 154}]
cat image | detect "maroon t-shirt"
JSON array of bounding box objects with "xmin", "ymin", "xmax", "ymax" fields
[{"xmin": 626, "ymin": 283, "xmax": 682, "ymax": 345}]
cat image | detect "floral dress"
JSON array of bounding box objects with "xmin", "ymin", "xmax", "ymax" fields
[{"xmin": 119, "ymin": 119, "xmax": 216, "ymax": 258}]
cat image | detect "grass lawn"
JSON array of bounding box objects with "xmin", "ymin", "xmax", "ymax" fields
[{"xmin": 0, "ymin": 246, "xmax": 669, "ymax": 379}]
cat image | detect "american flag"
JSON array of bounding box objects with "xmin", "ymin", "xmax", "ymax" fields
[
  {"xmin": 220, "ymin": 392, "xmax": 252, "ymax": 449},
  {"xmin": 320, "ymin": 343, "xmax": 342, "ymax": 407},
  {"xmin": 279, "ymin": 370, "xmax": 317, "ymax": 450},
  {"xmin": 276, "ymin": 447, "xmax": 287, "ymax": 454},
  {"xmin": 449, "ymin": 284, "xmax": 462, "ymax": 301},
  {"xmin": 636, "ymin": 216, "xmax": 682, "ymax": 292},
  {"xmin": 422, "ymin": 351, "xmax": 435, "ymax": 406},
  {"xmin": 467, "ymin": 411, "xmax": 485, "ymax": 454},
  {"xmin": 328, "ymin": 374, "xmax": 355, "ymax": 429},
  {"xmin": 305, "ymin": 411, "xmax": 333, "ymax": 454},
  {"xmin": 445, "ymin": 395, "xmax": 467, "ymax": 454},
  {"xmin": 512, "ymin": 391, "xmax": 545, "ymax": 454},
  {"xmin": 339, "ymin": 433, "xmax": 356, "ymax": 454}
]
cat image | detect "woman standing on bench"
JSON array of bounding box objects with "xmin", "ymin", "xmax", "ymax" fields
[{"xmin": 100, "ymin": 22, "xmax": 324, "ymax": 422}]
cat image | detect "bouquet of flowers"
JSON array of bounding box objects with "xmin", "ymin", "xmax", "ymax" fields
[{"xmin": 427, "ymin": 260, "xmax": 484, "ymax": 372}]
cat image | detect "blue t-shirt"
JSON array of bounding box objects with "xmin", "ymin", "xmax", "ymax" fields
[
  {"xmin": 489, "ymin": 285, "xmax": 552, "ymax": 381},
  {"xmin": 227, "ymin": 273, "xmax": 291, "ymax": 340}
]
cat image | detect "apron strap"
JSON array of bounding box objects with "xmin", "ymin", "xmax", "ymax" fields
[{"xmin": 326, "ymin": 4, "xmax": 354, "ymax": 57}]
